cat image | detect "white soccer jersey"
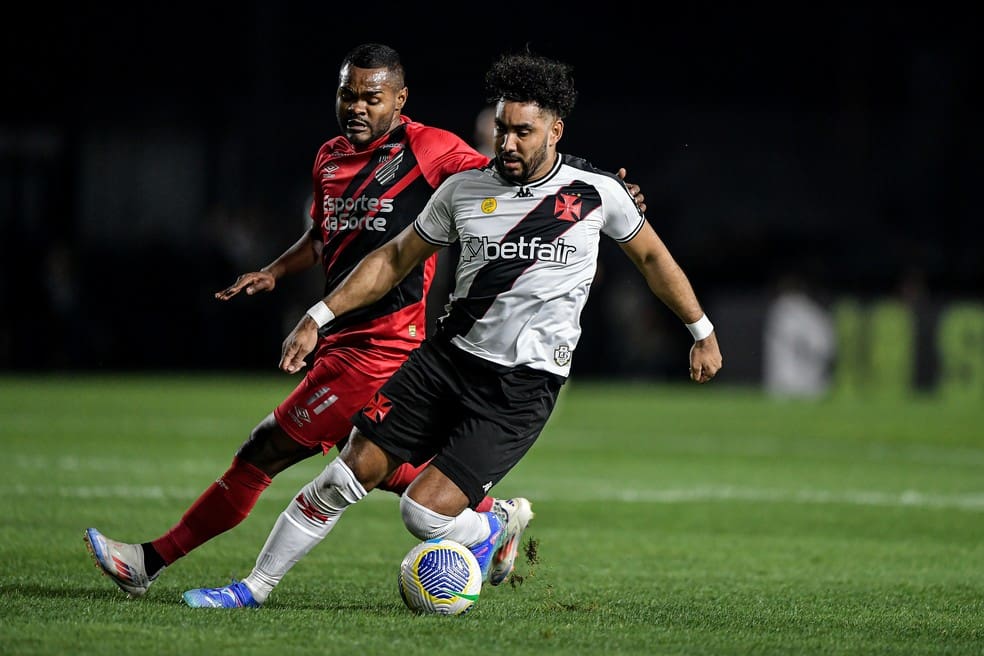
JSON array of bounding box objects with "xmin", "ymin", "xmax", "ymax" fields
[{"xmin": 414, "ymin": 153, "xmax": 645, "ymax": 377}]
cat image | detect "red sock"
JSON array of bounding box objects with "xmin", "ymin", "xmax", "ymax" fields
[
  {"xmin": 378, "ymin": 461, "xmax": 427, "ymax": 496},
  {"xmin": 377, "ymin": 462, "xmax": 495, "ymax": 512},
  {"xmin": 151, "ymin": 457, "xmax": 271, "ymax": 565}
]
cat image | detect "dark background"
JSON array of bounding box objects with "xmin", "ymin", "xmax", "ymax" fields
[{"xmin": 1, "ymin": 4, "xmax": 980, "ymax": 378}]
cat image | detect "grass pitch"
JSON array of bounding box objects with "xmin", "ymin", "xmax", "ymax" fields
[{"xmin": 0, "ymin": 374, "xmax": 981, "ymax": 655}]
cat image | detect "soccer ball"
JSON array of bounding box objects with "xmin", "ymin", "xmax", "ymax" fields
[{"xmin": 398, "ymin": 538, "xmax": 482, "ymax": 616}]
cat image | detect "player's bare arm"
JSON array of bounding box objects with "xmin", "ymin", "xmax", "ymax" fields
[
  {"xmin": 215, "ymin": 229, "xmax": 323, "ymax": 300},
  {"xmin": 278, "ymin": 225, "xmax": 440, "ymax": 374},
  {"xmin": 620, "ymin": 221, "xmax": 723, "ymax": 383}
]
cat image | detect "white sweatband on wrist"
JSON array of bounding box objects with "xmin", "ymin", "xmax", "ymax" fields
[
  {"xmin": 306, "ymin": 301, "xmax": 335, "ymax": 328},
  {"xmin": 686, "ymin": 314, "xmax": 714, "ymax": 341}
]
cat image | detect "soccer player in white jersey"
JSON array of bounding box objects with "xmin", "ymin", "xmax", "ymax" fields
[{"xmin": 183, "ymin": 49, "xmax": 722, "ymax": 608}]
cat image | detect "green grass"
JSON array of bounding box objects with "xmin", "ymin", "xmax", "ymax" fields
[{"xmin": 1, "ymin": 375, "xmax": 982, "ymax": 655}]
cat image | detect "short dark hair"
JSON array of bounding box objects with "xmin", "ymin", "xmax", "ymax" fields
[
  {"xmin": 484, "ymin": 50, "xmax": 577, "ymax": 118},
  {"xmin": 341, "ymin": 43, "xmax": 405, "ymax": 86}
]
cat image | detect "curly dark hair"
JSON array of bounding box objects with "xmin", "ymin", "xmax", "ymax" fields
[{"xmin": 484, "ymin": 50, "xmax": 577, "ymax": 118}]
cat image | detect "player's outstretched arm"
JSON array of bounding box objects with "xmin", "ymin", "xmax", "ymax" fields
[
  {"xmin": 279, "ymin": 225, "xmax": 440, "ymax": 374},
  {"xmin": 619, "ymin": 221, "xmax": 722, "ymax": 383},
  {"xmin": 215, "ymin": 229, "xmax": 322, "ymax": 300}
]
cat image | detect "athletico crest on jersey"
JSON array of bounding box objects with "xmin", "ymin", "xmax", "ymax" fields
[
  {"xmin": 362, "ymin": 391, "xmax": 393, "ymax": 423},
  {"xmin": 375, "ymin": 148, "xmax": 404, "ymax": 185}
]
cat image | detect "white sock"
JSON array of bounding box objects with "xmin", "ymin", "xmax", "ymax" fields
[
  {"xmin": 243, "ymin": 458, "xmax": 366, "ymax": 604},
  {"xmin": 399, "ymin": 495, "xmax": 491, "ymax": 548}
]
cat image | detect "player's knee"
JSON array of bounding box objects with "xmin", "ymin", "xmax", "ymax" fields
[
  {"xmin": 309, "ymin": 458, "xmax": 368, "ymax": 511},
  {"xmin": 339, "ymin": 428, "xmax": 402, "ymax": 492},
  {"xmin": 400, "ymin": 494, "xmax": 453, "ymax": 540},
  {"xmin": 235, "ymin": 413, "xmax": 279, "ymax": 460},
  {"xmin": 236, "ymin": 414, "xmax": 316, "ymax": 476}
]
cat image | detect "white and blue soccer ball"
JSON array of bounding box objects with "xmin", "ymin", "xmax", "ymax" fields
[{"xmin": 398, "ymin": 538, "xmax": 482, "ymax": 615}]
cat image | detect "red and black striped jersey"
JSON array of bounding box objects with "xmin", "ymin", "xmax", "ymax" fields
[{"xmin": 308, "ymin": 115, "xmax": 489, "ymax": 352}]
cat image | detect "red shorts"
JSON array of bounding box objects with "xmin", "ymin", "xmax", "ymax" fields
[{"xmin": 274, "ymin": 342, "xmax": 410, "ymax": 453}]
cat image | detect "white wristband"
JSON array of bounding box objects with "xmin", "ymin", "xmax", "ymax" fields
[
  {"xmin": 306, "ymin": 301, "xmax": 335, "ymax": 328},
  {"xmin": 685, "ymin": 314, "xmax": 714, "ymax": 341}
]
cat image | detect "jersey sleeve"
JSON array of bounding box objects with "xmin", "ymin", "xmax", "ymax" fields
[
  {"xmin": 600, "ymin": 176, "xmax": 646, "ymax": 243},
  {"xmin": 408, "ymin": 125, "xmax": 490, "ymax": 189},
  {"xmin": 413, "ymin": 176, "xmax": 458, "ymax": 246}
]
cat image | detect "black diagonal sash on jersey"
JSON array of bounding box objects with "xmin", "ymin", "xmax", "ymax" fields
[
  {"xmin": 439, "ymin": 181, "xmax": 603, "ymax": 339},
  {"xmin": 320, "ymin": 125, "xmax": 435, "ymax": 333},
  {"xmin": 322, "ymin": 124, "xmax": 410, "ymax": 291}
]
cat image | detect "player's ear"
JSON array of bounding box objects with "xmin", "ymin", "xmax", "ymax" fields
[
  {"xmin": 395, "ymin": 86, "xmax": 408, "ymax": 112},
  {"xmin": 550, "ymin": 118, "xmax": 564, "ymax": 146}
]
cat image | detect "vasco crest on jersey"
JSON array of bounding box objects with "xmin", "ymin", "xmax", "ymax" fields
[
  {"xmin": 554, "ymin": 193, "xmax": 583, "ymax": 222},
  {"xmin": 552, "ymin": 181, "xmax": 600, "ymax": 223},
  {"xmin": 553, "ymin": 345, "xmax": 573, "ymax": 367}
]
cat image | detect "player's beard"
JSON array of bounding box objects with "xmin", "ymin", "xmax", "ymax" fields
[
  {"xmin": 496, "ymin": 137, "xmax": 551, "ymax": 185},
  {"xmin": 340, "ymin": 109, "xmax": 397, "ymax": 148}
]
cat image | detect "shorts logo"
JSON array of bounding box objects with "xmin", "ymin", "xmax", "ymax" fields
[
  {"xmin": 288, "ymin": 406, "xmax": 312, "ymax": 428},
  {"xmin": 554, "ymin": 193, "xmax": 582, "ymax": 222},
  {"xmin": 554, "ymin": 345, "xmax": 572, "ymax": 367},
  {"xmin": 481, "ymin": 198, "xmax": 497, "ymax": 214},
  {"xmin": 362, "ymin": 391, "xmax": 393, "ymax": 423}
]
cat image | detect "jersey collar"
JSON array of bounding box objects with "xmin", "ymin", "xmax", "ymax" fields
[{"xmin": 498, "ymin": 152, "xmax": 563, "ymax": 192}]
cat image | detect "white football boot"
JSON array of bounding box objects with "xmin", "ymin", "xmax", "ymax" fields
[
  {"xmin": 488, "ymin": 497, "xmax": 534, "ymax": 586},
  {"xmin": 83, "ymin": 528, "xmax": 158, "ymax": 598}
]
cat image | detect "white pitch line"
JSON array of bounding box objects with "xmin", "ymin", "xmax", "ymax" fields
[
  {"xmin": 600, "ymin": 485, "xmax": 984, "ymax": 511},
  {"xmin": 4, "ymin": 484, "xmax": 984, "ymax": 511},
  {"xmin": 547, "ymin": 430, "xmax": 984, "ymax": 468}
]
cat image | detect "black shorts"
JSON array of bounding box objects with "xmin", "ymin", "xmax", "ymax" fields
[{"xmin": 351, "ymin": 336, "xmax": 565, "ymax": 506}]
